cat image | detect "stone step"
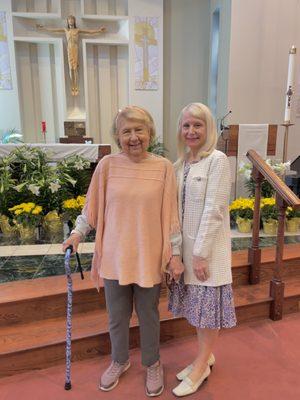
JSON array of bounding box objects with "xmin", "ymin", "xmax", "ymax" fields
[
  {"xmin": 1, "ymin": 276, "xmax": 300, "ymax": 378},
  {"xmin": 1, "ymin": 244, "xmax": 300, "ymax": 326}
]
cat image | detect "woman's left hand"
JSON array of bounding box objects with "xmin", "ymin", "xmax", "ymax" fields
[
  {"xmin": 167, "ymin": 256, "xmax": 185, "ymax": 282},
  {"xmin": 193, "ymin": 256, "xmax": 209, "ymax": 281}
]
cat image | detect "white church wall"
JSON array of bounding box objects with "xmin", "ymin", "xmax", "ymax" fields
[
  {"xmin": 163, "ymin": 0, "xmax": 211, "ymax": 161},
  {"xmin": 14, "ymin": 37, "xmax": 65, "ymax": 143},
  {"xmin": 0, "ymin": 0, "xmax": 21, "ymax": 137},
  {"xmin": 84, "ymin": 42, "xmax": 128, "ymax": 150},
  {"xmin": 227, "ymin": 0, "xmax": 300, "ymax": 164}
]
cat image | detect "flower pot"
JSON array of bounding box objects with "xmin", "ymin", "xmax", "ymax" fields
[
  {"xmin": 286, "ymin": 218, "xmax": 299, "ymax": 233},
  {"xmin": 43, "ymin": 211, "xmax": 64, "ymax": 242},
  {"xmin": 17, "ymin": 224, "xmax": 37, "ymax": 244},
  {"xmin": 295, "ymin": 217, "xmax": 300, "ymax": 230},
  {"xmin": 0, "ymin": 215, "xmax": 16, "ymax": 237},
  {"xmin": 236, "ymin": 217, "xmax": 253, "ymax": 233},
  {"xmin": 263, "ymin": 219, "xmax": 278, "ymax": 235}
]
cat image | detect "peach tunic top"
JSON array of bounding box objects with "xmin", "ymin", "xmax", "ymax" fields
[{"xmin": 82, "ymin": 153, "xmax": 180, "ymax": 289}]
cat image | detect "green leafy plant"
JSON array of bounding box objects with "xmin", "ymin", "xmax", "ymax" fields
[
  {"xmin": 147, "ymin": 138, "xmax": 168, "ymax": 157},
  {"xmin": 260, "ymin": 198, "xmax": 278, "ymax": 222},
  {"xmin": 229, "ymin": 197, "xmax": 254, "ymax": 221},
  {"xmin": 1, "ymin": 128, "xmax": 23, "ymax": 144},
  {"xmin": 56, "ymin": 155, "xmax": 91, "ymax": 197},
  {"xmin": 286, "ymin": 206, "xmax": 300, "ymax": 220},
  {"xmin": 62, "ymin": 195, "xmax": 86, "ymax": 224},
  {"xmin": 239, "ymin": 160, "xmax": 290, "ymax": 198},
  {"xmin": 7, "ymin": 146, "xmax": 91, "ymax": 214},
  {"xmin": 0, "ymin": 157, "xmax": 17, "ymax": 216}
]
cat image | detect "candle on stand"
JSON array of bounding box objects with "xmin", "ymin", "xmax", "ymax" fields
[
  {"xmin": 41, "ymin": 120, "xmax": 46, "ymax": 143},
  {"xmin": 284, "ymin": 45, "xmax": 297, "ymax": 123}
]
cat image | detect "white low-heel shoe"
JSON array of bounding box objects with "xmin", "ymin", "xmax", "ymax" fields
[
  {"xmin": 176, "ymin": 353, "xmax": 215, "ymax": 381},
  {"xmin": 172, "ymin": 365, "xmax": 210, "ymax": 397}
]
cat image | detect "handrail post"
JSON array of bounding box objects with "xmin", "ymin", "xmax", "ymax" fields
[
  {"xmin": 248, "ymin": 166, "xmax": 263, "ymax": 284},
  {"xmin": 270, "ymin": 195, "xmax": 286, "ymax": 321}
]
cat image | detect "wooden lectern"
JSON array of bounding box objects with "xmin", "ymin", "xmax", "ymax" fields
[{"xmin": 217, "ymin": 125, "xmax": 278, "ymax": 156}]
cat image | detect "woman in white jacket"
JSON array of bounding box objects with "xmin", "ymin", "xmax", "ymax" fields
[{"xmin": 168, "ymin": 103, "xmax": 236, "ymax": 397}]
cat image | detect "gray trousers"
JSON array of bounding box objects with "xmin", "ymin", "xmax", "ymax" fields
[{"xmin": 104, "ymin": 279, "xmax": 161, "ymax": 366}]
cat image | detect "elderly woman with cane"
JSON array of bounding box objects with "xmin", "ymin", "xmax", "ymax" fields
[
  {"xmin": 168, "ymin": 103, "xmax": 237, "ymax": 397},
  {"xmin": 63, "ymin": 105, "xmax": 184, "ymax": 397}
]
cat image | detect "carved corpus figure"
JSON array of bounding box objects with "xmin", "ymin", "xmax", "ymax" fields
[{"xmin": 37, "ymin": 15, "xmax": 106, "ymax": 96}]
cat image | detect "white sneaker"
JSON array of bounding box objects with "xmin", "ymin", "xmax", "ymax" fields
[
  {"xmin": 176, "ymin": 353, "xmax": 215, "ymax": 381},
  {"xmin": 172, "ymin": 365, "xmax": 210, "ymax": 397}
]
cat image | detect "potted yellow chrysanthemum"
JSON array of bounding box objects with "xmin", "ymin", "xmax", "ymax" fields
[
  {"xmin": 285, "ymin": 207, "xmax": 300, "ymax": 233},
  {"xmin": 260, "ymin": 198, "xmax": 278, "ymax": 235},
  {"xmin": 229, "ymin": 197, "xmax": 254, "ymax": 233},
  {"xmin": 43, "ymin": 210, "xmax": 64, "ymax": 241},
  {"xmin": 9, "ymin": 202, "xmax": 43, "ymax": 243},
  {"xmin": 62, "ymin": 195, "xmax": 86, "ymax": 231}
]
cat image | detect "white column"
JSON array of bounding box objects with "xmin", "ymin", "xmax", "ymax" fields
[
  {"xmin": 117, "ymin": 45, "xmax": 129, "ymax": 108},
  {"xmin": 37, "ymin": 43, "xmax": 57, "ymax": 142},
  {"xmin": 98, "ymin": 45, "xmax": 113, "ymax": 143},
  {"xmin": 53, "ymin": 39, "xmax": 67, "ymax": 137}
]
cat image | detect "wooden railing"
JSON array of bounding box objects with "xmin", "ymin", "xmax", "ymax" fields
[{"xmin": 246, "ymin": 150, "xmax": 300, "ymax": 320}]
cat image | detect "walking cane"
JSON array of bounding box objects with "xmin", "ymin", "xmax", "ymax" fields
[{"xmin": 64, "ymin": 245, "xmax": 84, "ymax": 390}]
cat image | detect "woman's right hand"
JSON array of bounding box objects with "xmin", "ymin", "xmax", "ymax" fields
[
  {"xmin": 193, "ymin": 256, "xmax": 209, "ymax": 282},
  {"xmin": 167, "ymin": 255, "xmax": 185, "ymax": 282},
  {"xmin": 62, "ymin": 232, "xmax": 82, "ymax": 253}
]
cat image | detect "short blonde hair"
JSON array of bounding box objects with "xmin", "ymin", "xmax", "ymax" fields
[
  {"xmin": 176, "ymin": 103, "xmax": 217, "ymax": 162},
  {"xmin": 111, "ymin": 105, "xmax": 156, "ymax": 149}
]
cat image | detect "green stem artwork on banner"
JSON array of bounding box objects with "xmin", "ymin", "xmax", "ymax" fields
[{"xmin": 0, "ymin": 11, "xmax": 12, "ymax": 90}]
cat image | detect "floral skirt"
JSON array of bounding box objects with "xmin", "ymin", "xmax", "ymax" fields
[{"xmin": 168, "ymin": 278, "xmax": 237, "ymax": 329}]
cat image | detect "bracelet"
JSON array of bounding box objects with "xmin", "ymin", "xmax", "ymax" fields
[{"xmin": 70, "ymin": 230, "xmax": 84, "ymax": 239}]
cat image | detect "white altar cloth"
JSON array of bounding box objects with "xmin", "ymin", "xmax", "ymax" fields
[
  {"xmin": 236, "ymin": 124, "xmax": 269, "ymax": 197},
  {"xmin": 0, "ymin": 143, "xmax": 109, "ymax": 162}
]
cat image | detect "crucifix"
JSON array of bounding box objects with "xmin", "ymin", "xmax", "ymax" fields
[{"xmin": 37, "ymin": 15, "xmax": 106, "ymax": 96}]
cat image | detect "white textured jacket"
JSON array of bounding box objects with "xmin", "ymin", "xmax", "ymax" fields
[{"xmin": 176, "ymin": 149, "xmax": 232, "ymax": 286}]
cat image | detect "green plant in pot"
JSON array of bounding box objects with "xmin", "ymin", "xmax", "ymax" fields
[
  {"xmin": 62, "ymin": 195, "xmax": 86, "ymax": 232},
  {"xmin": 239, "ymin": 160, "xmax": 290, "ymax": 198},
  {"xmin": 260, "ymin": 197, "xmax": 278, "ymax": 235},
  {"xmin": 285, "ymin": 206, "xmax": 300, "ymax": 233},
  {"xmin": 147, "ymin": 138, "xmax": 168, "ymax": 157},
  {"xmin": 229, "ymin": 197, "xmax": 254, "ymax": 233},
  {"xmin": 8, "ymin": 202, "xmax": 43, "ymax": 243}
]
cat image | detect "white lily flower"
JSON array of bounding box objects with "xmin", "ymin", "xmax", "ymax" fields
[
  {"xmin": 49, "ymin": 182, "xmax": 61, "ymax": 193},
  {"xmin": 14, "ymin": 185, "xmax": 22, "ymax": 192},
  {"xmin": 74, "ymin": 160, "xmax": 85, "ymax": 170},
  {"xmin": 245, "ymin": 169, "xmax": 252, "ymax": 180},
  {"xmin": 283, "ymin": 161, "xmax": 291, "ymax": 171},
  {"xmin": 28, "ymin": 184, "xmax": 40, "ymax": 196}
]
